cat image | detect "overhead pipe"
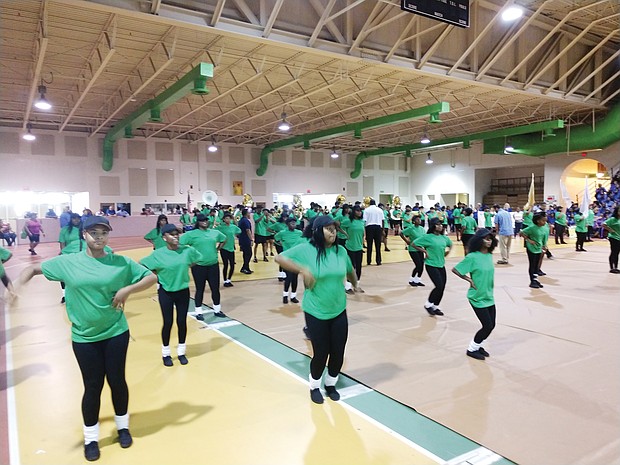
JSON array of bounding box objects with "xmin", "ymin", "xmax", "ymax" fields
[
  {"xmin": 483, "ymin": 103, "xmax": 620, "ymax": 156},
  {"xmin": 255, "ymin": 102, "xmax": 450, "ymax": 176},
  {"xmin": 350, "ymin": 119, "xmax": 565, "ymax": 178},
  {"xmin": 101, "ymin": 62, "xmax": 214, "ymax": 171}
]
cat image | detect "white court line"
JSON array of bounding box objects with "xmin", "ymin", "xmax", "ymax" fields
[
  {"xmin": 444, "ymin": 446, "xmax": 503, "ymax": 465},
  {"xmin": 3, "ymin": 301, "xmax": 22, "ymax": 465}
]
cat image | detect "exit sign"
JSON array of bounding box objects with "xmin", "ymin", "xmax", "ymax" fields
[{"xmin": 401, "ymin": 0, "xmax": 470, "ymax": 28}]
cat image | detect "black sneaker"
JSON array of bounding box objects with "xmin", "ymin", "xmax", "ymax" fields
[
  {"xmin": 529, "ymin": 281, "xmax": 542, "ymax": 289},
  {"xmin": 303, "ymin": 326, "xmax": 311, "ymax": 340},
  {"xmin": 240, "ymin": 269, "xmax": 252, "ymax": 274},
  {"xmin": 467, "ymin": 350, "xmax": 485, "ymax": 360},
  {"xmin": 263, "ymin": 257, "xmax": 269, "ymax": 262},
  {"xmin": 537, "ymin": 270, "xmax": 547, "ymax": 276},
  {"xmin": 253, "ymin": 258, "xmax": 258, "ymax": 263},
  {"xmin": 278, "ymin": 277, "xmax": 285, "ymax": 282},
  {"xmin": 310, "ymin": 388, "xmax": 324, "ymax": 404},
  {"xmin": 345, "ymin": 289, "xmax": 354, "ymax": 295},
  {"xmin": 223, "ymin": 282, "xmax": 233, "ymax": 287},
  {"xmin": 409, "ymin": 282, "xmax": 417, "ymax": 287},
  {"xmin": 195, "ymin": 313, "xmax": 205, "ymax": 321},
  {"xmin": 162, "ymin": 356, "xmax": 173, "ymax": 367},
  {"xmin": 433, "ymin": 307, "xmax": 444, "ymax": 316},
  {"xmin": 417, "ymin": 282, "xmax": 425, "ymax": 287},
  {"xmin": 84, "ymin": 441, "xmax": 100, "ymax": 461},
  {"xmin": 424, "ymin": 305, "xmax": 436, "ymax": 316},
  {"xmin": 385, "ymin": 248, "xmax": 391, "ymax": 252},
  {"xmin": 213, "ymin": 311, "xmax": 227, "ymax": 318},
  {"xmin": 118, "ymin": 428, "xmax": 133, "ymax": 448},
  {"xmin": 283, "ymin": 296, "xmax": 288, "ymax": 304},
  {"xmin": 534, "ymin": 280, "xmax": 544, "ymax": 288},
  {"xmin": 324, "ymin": 385, "xmax": 340, "ymax": 401},
  {"xmin": 611, "ymin": 269, "xmax": 620, "ymax": 274},
  {"xmin": 178, "ymin": 355, "xmax": 188, "ymax": 365},
  {"xmin": 290, "ymin": 297, "xmax": 299, "ymax": 304},
  {"xmin": 478, "ymin": 347, "xmax": 490, "ymax": 357},
  {"xmin": 270, "ymin": 252, "xmax": 274, "ymax": 256},
  {"xmin": 61, "ymin": 296, "xmax": 65, "ymax": 304}
]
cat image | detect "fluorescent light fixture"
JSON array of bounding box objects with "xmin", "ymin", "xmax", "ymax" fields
[
  {"xmin": 208, "ymin": 140, "xmax": 218, "ymax": 153},
  {"xmin": 420, "ymin": 133, "xmax": 430, "ymax": 144},
  {"xmin": 425, "ymin": 153, "xmax": 433, "ymax": 165},
  {"xmin": 34, "ymin": 85, "xmax": 52, "ymax": 110},
  {"xmin": 278, "ymin": 112, "xmax": 291, "ymax": 131},
  {"xmin": 22, "ymin": 123, "xmax": 36, "ymax": 141},
  {"xmin": 502, "ymin": 6, "xmax": 523, "ymax": 22}
]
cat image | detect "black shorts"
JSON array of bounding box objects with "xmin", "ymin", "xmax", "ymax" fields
[
  {"xmin": 462, "ymin": 233, "xmax": 473, "ymax": 247},
  {"xmin": 29, "ymin": 233, "xmax": 40, "ymax": 242},
  {"xmin": 254, "ymin": 234, "xmax": 268, "ymax": 244}
]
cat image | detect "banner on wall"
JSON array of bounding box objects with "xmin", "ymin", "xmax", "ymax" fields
[{"xmin": 232, "ymin": 181, "xmax": 243, "ymax": 196}]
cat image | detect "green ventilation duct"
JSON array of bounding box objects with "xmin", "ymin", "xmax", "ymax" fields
[
  {"xmin": 256, "ymin": 102, "xmax": 450, "ymax": 176},
  {"xmin": 483, "ymin": 103, "xmax": 620, "ymax": 156},
  {"xmin": 349, "ymin": 119, "xmax": 565, "ymax": 178},
  {"xmin": 102, "ymin": 62, "xmax": 214, "ymax": 171}
]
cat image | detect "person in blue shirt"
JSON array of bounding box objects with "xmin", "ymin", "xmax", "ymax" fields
[{"xmin": 493, "ymin": 203, "xmax": 513, "ymax": 265}]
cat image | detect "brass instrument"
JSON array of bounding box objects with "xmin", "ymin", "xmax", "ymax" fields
[
  {"xmin": 293, "ymin": 194, "xmax": 304, "ymax": 219},
  {"xmin": 393, "ymin": 195, "xmax": 402, "ymax": 208},
  {"xmin": 242, "ymin": 193, "xmax": 253, "ymax": 207},
  {"xmin": 336, "ymin": 194, "xmax": 346, "ymax": 206},
  {"xmin": 363, "ymin": 196, "xmax": 373, "ymax": 208}
]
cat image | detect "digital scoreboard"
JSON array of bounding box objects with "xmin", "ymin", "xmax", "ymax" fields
[{"xmin": 401, "ymin": 0, "xmax": 470, "ymax": 28}]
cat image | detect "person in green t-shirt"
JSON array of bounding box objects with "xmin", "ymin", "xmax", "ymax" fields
[
  {"xmin": 180, "ymin": 207, "xmax": 193, "ymax": 231},
  {"xmin": 400, "ymin": 215, "xmax": 426, "ymax": 286},
  {"xmin": 267, "ymin": 213, "xmax": 287, "ymax": 281},
  {"xmin": 252, "ymin": 207, "xmax": 270, "ymax": 263},
  {"xmin": 17, "ymin": 216, "xmax": 156, "ymax": 462},
  {"xmin": 144, "ymin": 214, "xmax": 169, "ymax": 249},
  {"xmin": 603, "ymin": 206, "xmax": 620, "ymax": 273},
  {"xmin": 413, "ymin": 218, "xmax": 453, "ymax": 316},
  {"xmin": 573, "ymin": 209, "xmax": 587, "ymax": 252},
  {"xmin": 58, "ymin": 213, "xmax": 83, "ymax": 303},
  {"xmin": 554, "ymin": 206, "xmax": 568, "ymax": 244},
  {"xmin": 460, "ymin": 207, "xmax": 477, "ymax": 254},
  {"xmin": 274, "ymin": 217, "xmax": 306, "ymax": 303},
  {"xmin": 0, "ymin": 246, "xmax": 16, "ymax": 301},
  {"xmin": 141, "ymin": 224, "xmax": 202, "ymax": 367},
  {"xmin": 452, "ymin": 204, "xmax": 462, "ymax": 241},
  {"xmin": 344, "ymin": 205, "xmax": 366, "ymax": 293},
  {"xmin": 179, "ymin": 213, "xmax": 227, "ymax": 320},
  {"xmin": 216, "ymin": 213, "xmax": 242, "ymax": 286},
  {"xmin": 276, "ymin": 215, "xmax": 362, "ymax": 404},
  {"xmin": 520, "ymin": 212, "xmax": 548, "ymax": 288},
  {"xmin": 452, "ymin": 229, "xmax": 498, "ymax": 361}
]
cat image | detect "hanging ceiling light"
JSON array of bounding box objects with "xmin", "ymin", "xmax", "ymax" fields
[
  {"xmin": 34, "ymin": 85, "xmax": 52, "ymax": 110},
  {"xmin": 425, "ymin": 153, "xmax": 433, "ymax": 164},
  {"xmin": 278, "ymin": 111, "xmax": 291, "ymax": 131},
  {"xmin": 501, "ymin": 6, "xmax": 524, "ymax": 22},
  {"xmin": 330, "ymin": 147, "xmax": 339, "ymax": 159},
  {"xmin": 208, "ymin": 138, "xmax": 218, "ymax": 153},
  {"xmin": 22, "ymin": 122, "xmax": 36, "ymax": 141},
  {"xmin": 420, "ymin": 132, "xmax": 430, "ymax": 144}
]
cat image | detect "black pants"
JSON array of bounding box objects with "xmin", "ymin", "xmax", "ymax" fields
[
  {"xmin": 72, "ymin": 330, "xmax": 130, "ymax": 426},
  {"xmin": 191, "ymin": 263, "xmax": 220, "ymax": 307},
  {"xmin": 305, "ymin": 310, "xmax": 348, "ymax": 380},
  {"xmin": 471, "ymin": 304, "xmax": 496, "ymax": 344},
  {"xmin": 554, "ymin": 224, "xmax": 566, "ymax": 243},
  {"xmin": 526, "ymin": 249, "xmax": 542, "ymax": 281},
  {"xmin": 587, "ymin": 225, "xmax": 593, "ymax": 240},
  {"xmin": 1, "ymin": 274, "xmax": 10, "ymax": 288},
  {"xmin": 576, "ymin": 232, "xmax": 586, "ymax": 250},
  {"xmin": 461, "ymin": 233, "xmax": 473, "ymax": 253},
  {"xmin": 275, "ymin": 243, "xmax": 283, "ymax": 272},
  {"xmin": 240, "ymin": 243, "xmax": 252, "ymax": 271},
  {"xmin": 284, "ymin": 270, "xmax": 298, "ymax": 293},
  {"xmin": 425, "ymin": 265, "xmax": 447, "ymax": 305},
  {"xmin": 347, "ymin": 249, "xmax": 363, "ymax": 280},
  {"xmin": 220, "ymin": 249, "xmax": 235, "ymax": 280},
  {"xmin": 609, "ymin": 237, "xmax": 620, "ymax": 269},
  {"xmin": 158, "ymin": 287, "xmax": 189, "ymax": 346},
  {"xmin": 365, "ymin": 225, "xmax": 382, "ymax": 265},
  {"xmin": 408, "ymin": 250, "xmax": 424, "ymax": 277}
]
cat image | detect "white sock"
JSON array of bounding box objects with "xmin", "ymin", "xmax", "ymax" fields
[
  {"xmin": 345, "ymin": 281, "xmax": 352, "ymax": 290},
  {"xmin": 177, "ymin": 343, "xmax": 186, "ymax": 356},
  {"xmin": 308, "ymin": 374, "xmax": 322, "ymax": 390},
  {"xmin": 213, "ymin": 304, "xmax": 221, "ymax": 313},
  {"xmin": 291, "ymin": 292, "xmax": 297, "ymax": 299},
  {"xmin": 282, "ymin": 291, "xmax": 288, "ymax": 297},
  {"xmin": 324, "ymin": 373, "xmax": 339, "ymax": 387},
  {"xmin": 408, "ymin": 277, "xmax": 415, "ymax": 283},
  {"xmin": 468, "ymin": 340, "xmax": 482, "ymax": 352},
  {"xmin": 162, "ymin": 345, "xmax": 171, "ymax": 357},
  {"xmin": 195, "ymin": 306, "xmax": 202, "ymax": 315},
  {"xmin": 424, "ymin": 300, "xmax": 434, "ymax": 308},
  {"xmin": 114, "ymin": 413, "xmax": 129, "ymax": 430},
  {"xmin": 62, "ymin": 289, "xmax": 66, "ymax": 296},
  {"xmin": 83, "ymin": 423, "xmax": 99, "ymax": 445},
  {"xmin": 412, "ymin": 276, "xmax": 421, "ymax": 283}
]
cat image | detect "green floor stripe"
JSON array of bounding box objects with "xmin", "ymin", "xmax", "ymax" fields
[{"xmin": 203, "ymin": 314, "xmax": 516, "ymax": 464}]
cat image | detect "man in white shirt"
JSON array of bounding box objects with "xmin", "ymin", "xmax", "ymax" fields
[{"xmin": 363, "ymin": 199, "xmax": 384, "ymax": 265}]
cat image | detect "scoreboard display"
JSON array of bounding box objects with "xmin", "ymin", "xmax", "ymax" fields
[{"xmin": 401, "ymin": 0, "xmax": 470, "ymax": 28}]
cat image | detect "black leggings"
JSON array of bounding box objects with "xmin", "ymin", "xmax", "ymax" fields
[
  {"xmin": 158, "ymin": 287, "xmax": 189, "ymax": 346},
  {"xmin": 72, "ymin": 330, "xmax": 130, "ymax": 427},
  {"xmin": 191, "ymin": 264, "xmax": 220, "ymax": 307},
  {"xmin": 408, "ymin": 250, "xmax": 424, "ymax": 277},
  {"xmin": 305, "ymin": 310, "xmax": 348, "ymax": 380},
  {"xmin": 275, "ymin": 243, "xmax": 283, "ymax": 273},
  {"xmin": 461, "ymin": 233, "xmax": 473, "ymax": 253},
  {"xmin": 1, "ymin": 274, "xmax": 9, "ymax": 288},
  {"xmin": 554, "ymin": 224, "xmax": 566, "ymax": 243},
  {"xmin": 576, "ymin": 232, "xmax": 586, "ymax": 250},
  {"xmin": 284, "ymin": 270, "xmax": 298, "ymax": 293},
  {"xmin": 220, "ymin": 249, "xmax": 235, "ymax": 280},
  {"xmin": 347, "ymin": 249, "xmax": 363, "ymax": 280},
  {"xmin": 609, "ymin": 237, "xmax": 620, "ymax": 269},
  {"xmin": 471, "ymin": 304, "xmax": 496, "ymax": 344},
  {"xmin": 526, "ymin": 249, "xmax": 542, "ymax": 281},
  {"xmin": 425, "ymin": 265, "xmax": 447, "ymax": 305}
]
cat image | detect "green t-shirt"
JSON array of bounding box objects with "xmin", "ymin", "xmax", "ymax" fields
[
  {"xmin": 522, "ymin": 211, "xmax": 533, "ymax": 227},
  {"xmin": 0, "ymin": 246, "xmax": 11, "ymax": 277},
  {"xmin": 484, "ymin": 211, "xmax": 493, "ymax": 228},
  {"xmin": 452, "ymin": 208, "xmax": 462, "ymax": 225},
  {"xmin": 180, "ymin": 213, "xmax": 192, "ymax": 225},
  {"xmin": 604, "ymin": 217, "xmax": 620, "ymax": 240},
  {"xmin": 586, "ymin": 209, "xmax": 595, "ymax": 226},
  {"xmin": 281, "ymin": 242, "xmax": 353, "ymax": 320},
  {"xmin": 253, "ymin": 212, "xmax": 268, "ymax": 236},
  {"xmin": 267, "ymin": 221, "xmax": 286, "ymax": 236},
  {"xmin": 141, "ymin": 245, "xmax": 202, "ymax": 292},
  {"xmin": 521, "ymin": 224, "xmax": 548, "ymax": 253},
  {"xmin": 61, "ymin": 239, "xmax": 113, "ymax": 255},
  {"xmin": 402, "ymin": 211, "xmax": 413, "ymax": 228},
  {"xmin": 574, "ymin": 213, "xmax": 587, "ymax": 233},
  {"xmin": 413, "ymin": 234, "xmax": 453, "ymax": 268},
  {"xmin": 305, "ymin": 209, "xmax": 318, "ymax": 221},
  {"xmin": 344, "ymin": 218, "xmax": 365, "ymax": 252},
  {"xmin": 462, "ymin": 216, "xmax": 477, "ymax": 234},
  {"xmin": 401, "ymin": 225, "xmax": 425, "ymax": 252},
  {"xmin": 144, "ymin": 228, "xmax": 167, "ymax": 249},
  {"xmin": 334, "ymin": 212, "xmax": 348, "ymax": 239},
  {"xmin": 555, "ymin": 212, "xmax": 567, "ymax": 226},
  {"xmin": 382, "ymin": 209, "xmax": 390, "ymax": 228},
  {"xmin": 274, "ymin": 228, "xmax": 304, "ymax": 251},
  {"xmin": 59, "ymin": 226, "xmax": 80, "ymax": 247},
  {"xmin": 41, "ymin": 251, "xmax": 152, "ymax": 343},
  {"xmin": 216, "ymin": 223, "xmax": 242, "ymax": 252},
  {"xmin": 453, "ymin": 251, "xmax": 495, "ymax": 308},
  {"xmin": 179, "ymin": 228, "xmax": 226, "ymax": 265}
]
